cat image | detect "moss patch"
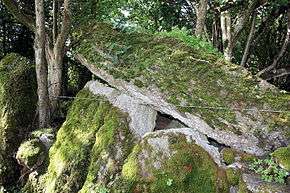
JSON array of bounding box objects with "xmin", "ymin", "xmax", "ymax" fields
[
  {"xmin": 0, "ymin": 53, "xmax": 37, "ymax": 186},
  {"xmin": 271, "ymin": 145, "xmax": 290, "ymax": 171},
  {"xmin": 226, "ymin": 168, "xmax": 241, "ymax": 186},
  {"xmin": 36, "ymin": 89, "xmax": 135, "ymax": 193},
  {"xmin": 79, "ymin": 100, "xmax": 135, "ymax": 192},
  {"xmin": 16, "ymin": 139, "xmax": 46, "ymax": 169},
  {"xmin": 114, "ymin": 132, "xmax": 229, "ymax": 193},
  {"xmin": 221, "ymin": 148, "xmax": 236, "ymax": 165}
]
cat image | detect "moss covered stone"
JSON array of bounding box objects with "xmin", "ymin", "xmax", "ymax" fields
[
  {"xmin": 271, "ymin": 145, "xmax": 290, "ymax": 171},
  {"xmin": 73, "ymin": 23, "xmax": 290, "ymax": 149},
  {"xmin": 39, "ymin": 89, "xmax": 135, "ymax": 193},
  {"xmin": 113, "ymin": 131, "xmax": 229, "ymax": 193},
  {"xmin": 16, "ymin": 139, "xmax": 46, "ymax": 170},
  {"xmin": 0, "ymin": 53, "xmax": 37, "ymax": 186}
]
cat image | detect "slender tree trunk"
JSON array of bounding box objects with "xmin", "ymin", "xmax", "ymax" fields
[
  {"xmin": 35, "ymin": 0, "xmax": 50, "ymax": 128},
  {"xmin": 52, "ymin": 0, "xmax": 58, "ymax": 44},
  {"xmin": 221, "ymin": 10, "xmax": 232, "ymax": 61},
  {"xmin": 47, "ymin": 0, "xmax": 71, "ymax": 115},
  {"xmin": 47, "ymin": 47, "xmax": 64, "ymax": 114},
  {"xmin": 241, "ymin": 13, "xmax": 256, "ymax": 67},
  {"xmin": 195, "ymin": 0, "xmax": 208, "ymax": 38},
  {"xmin": 257, "ymin": 8, "xmax": 290, "ymax": 77},
  {"xmin": 212, "ymin": 11, "xmax": 223, "ymax": 52}
]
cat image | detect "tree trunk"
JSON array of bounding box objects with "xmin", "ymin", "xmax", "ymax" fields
[
  {"xmin": 212, "ymin": 11, "xmax": 223, "ymax": 52},
  {"xmin": 221, "ymin": 10, "xmax": 232, "ymax": 61},
  {"xmin": 35, "ymin": 0, "xmax": 50, "ymax": 128},
  {"xmin": 241, "ymin": 13, "xmax": 256, "ymax": 67},
  {"xmin": 47, "ymin": 0, "xmax": 71, "ymax": 115},
  {"xmin": 47, "ymin": 47, "xmax": 64, "ymax": 115},
  {"xmin": 52, "ymin": 0, "xmax": 58, "ymax": 44},
  {"xmin": 195, "ymin": 0, "xmax": 208, "ymax": 38}
]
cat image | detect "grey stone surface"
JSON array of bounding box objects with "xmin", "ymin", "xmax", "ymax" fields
[
  {"xmin": 86, "ymin": 81, "xmax": 157, "ymax": 138},
  {"xmin": 242, "ymin": 173, "xmax": 290, "ymax": 193},
  {"xmin": 144, "ymin": 128, "xmax": 222, "ymax": 166}
]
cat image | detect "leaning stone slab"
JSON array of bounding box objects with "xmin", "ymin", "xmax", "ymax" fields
[{"xmin": 73, "ymin": 23, "xmax": 290, "ymax": 155}]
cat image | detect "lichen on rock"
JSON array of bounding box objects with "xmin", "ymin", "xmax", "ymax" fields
[{"xmin": 0, "ymin": 53, "xmax": 37, "ymax": 186}]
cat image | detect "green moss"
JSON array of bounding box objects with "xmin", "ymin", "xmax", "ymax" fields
[
  {"xmin": 237, "ymin": 178, "xmax": 249, "ymax": 193},
  {"xmin": 226, "ymin": 168, "xmax": 241, "ymax": 186},
  {"xmin": 271, "ymin": 145, "xmax": 290, "ymax": 171},
  {"xmin": 79, "ymin": 104, "xmax": 135, "ymax": 192},
  {"xmin": 16, "ymin": 139, "xmax": 46, "ymax": 169},
  {"xmin": 33, "ymin": 88, "xmax": 134, "ymax": 193},
  {"xmin": 43, "ymin": 90, "xmax": 112, "ymax": 193},
  {"xmin": 221, "ymin": 148, "xmax": 236, "ymax": 165},
  {"xmin": 240, "ymin": 153, "xmax": 256, "ymax": 163},
  {"xmin": 31, "ymin": 128, "xmax": 54, "ymax": 139},
  {"xmin": 115, "ymin": 132, "xmax": 229, "ymax": 193},
  {"xmin": 0, "ymin": 53, "xmax": 37, "ymax": 186}
]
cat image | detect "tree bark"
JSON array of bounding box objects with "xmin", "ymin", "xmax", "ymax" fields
[
  {"xmin": 257, "ymin": 8, "xmax": 290, "ymax": 77},
  {"xmin": 220, "ymin": 10, "xmax": 232, "ymax": 61},
  {"xmin": 52, "ymin": 0, "xmax": 58, "ymax": 44},
  {"xmin": 241, "ymin": 12, "xmax": 256, "ymax": 67},
  {"xmin": 35, "ymin": 0, "xmax": 50, "ymax": 128},
  {"xmin": 212, "ymin": 12, "xmax": 223, "ymax": 51},
  {"xmin": 195, "ymin": 0, "xmax": 208, "ymax": 38},
  {"xmin": 47, "ymin": 0, "xmax": 71, "ymax": 115}
]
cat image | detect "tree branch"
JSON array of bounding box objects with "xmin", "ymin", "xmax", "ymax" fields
[
  {"xmin": 263, "ymin": 67, "xmax": 290, "ymax": 80},
  {"xmin": 54, "ymin": 0, "xmax": 71, "ymax": 51},
  {"xmin": 257, "ymin": 8, "xmax": 290, "ymax": 77},
  {"xmin": 2, "ymin": 0, "xmax": 35, "ymax": 31}
]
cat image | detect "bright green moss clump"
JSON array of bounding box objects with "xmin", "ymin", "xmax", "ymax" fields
[
  {"xmin": 79, "ymin": 102, "xmax": 135, "ymax": 192},
  {"xmin": 114, "ymin": 132, "xmax": 229, "ymax": 193},
  {"xmin": 41, "ymin": 89, "xmax": 134, "ymax": 193},
  {"xmin": 0, "ymin": 53, "xmax": 37, "ymax": 186},
  {"xmin": 271, "ymin": 145, "xmax": 290, "ymax": 171},
  {"xmin": 221, "ymin": 148, "xmax": 236, "ymax": 165},
  {"xmin": 16, "ymin": 139, "xmax": 46, "ymax": 169}
]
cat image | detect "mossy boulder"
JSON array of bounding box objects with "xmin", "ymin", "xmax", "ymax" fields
[
  {"xmin": 35, "ymin": 89, "xmax": 136, "ymax": 193},
  {"xmin": 16, "ymin": 139, "xmax": 46, "ymax": 170},
  {"xmin": 112, "ymin": 130, "xmax": 229, "ymax": 193},
  {"xmin": 0, "ymin": 53, "xmax": 37, "ymax": 186},
  {"xmin": 73, "ymin": 23, "xmax": 290, "ymax": 154},
  {"xmin": 271, "ymin": 145, "xmax": 290, "ymax": 172}
]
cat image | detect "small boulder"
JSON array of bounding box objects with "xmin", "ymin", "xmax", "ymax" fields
[
  {"xmin": 115, "ymin": 129, "xmax": 229, "ymax": 193},
  {"xmin": 16, "ymin": 139, "xmax": 46, "ymax": 170},
  {"xmin": 271, "ymin": 145, "xmax": 290, "ymax": 172}
]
